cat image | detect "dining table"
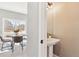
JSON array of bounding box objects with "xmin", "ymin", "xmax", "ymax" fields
[{"xmin": 5, "ymin": 34, "xmax": 27, "ymax": 52}]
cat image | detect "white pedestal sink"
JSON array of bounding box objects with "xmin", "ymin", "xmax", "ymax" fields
[{"xmin": 47, "ymin": 38, "xmax": 60, "ymax": 57}]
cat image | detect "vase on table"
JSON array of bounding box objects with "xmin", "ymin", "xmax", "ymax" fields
[{"xmin": 14, "ymin": 29, "xmax": 19, "ymax": 35}]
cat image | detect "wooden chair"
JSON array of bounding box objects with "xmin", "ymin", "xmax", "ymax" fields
[{"xmin": 12, "ymin": 36, "xmax": 23, "ymax": 52}]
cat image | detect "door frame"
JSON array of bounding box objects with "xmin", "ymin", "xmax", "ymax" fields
[{"xmin": 38, "ymin": 2, "xmax": 47, "ymax": 57}]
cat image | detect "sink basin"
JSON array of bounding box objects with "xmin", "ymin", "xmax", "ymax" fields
[{"xmin": 47, "ymin": 38, "xmax": 60, "ymax": 46}]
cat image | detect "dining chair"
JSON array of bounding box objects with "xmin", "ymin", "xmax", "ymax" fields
[
  {"xmin": 12, "ymin": 36, "xmax": 24, "ymax": 52},
  {"xmin": 0, "ymin": 36, "xmax": 13, "ymax": 52}
]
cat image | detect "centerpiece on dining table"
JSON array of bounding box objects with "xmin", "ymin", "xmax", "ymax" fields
[{"xmin": 14, "ymin": 28, "xmax": 20, "ymax": 35}]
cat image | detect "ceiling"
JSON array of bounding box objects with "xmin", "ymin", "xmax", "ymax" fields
[{"xmin": 0, "ymin": 2, "xmax": 27, "ymax": 14}]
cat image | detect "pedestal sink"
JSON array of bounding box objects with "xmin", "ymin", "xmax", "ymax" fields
[{"xmin": 47, "ymin": 38, "xmax": 60, "ymax": 57}]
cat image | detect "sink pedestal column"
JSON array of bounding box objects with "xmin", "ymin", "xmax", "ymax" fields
[
  {"xmin": 48, "ymin": 45, "xmax": 53, "ymax": 57},
  {"xmin": 47, "ymin": 38, "xmax": 60, "ymax": 57}
]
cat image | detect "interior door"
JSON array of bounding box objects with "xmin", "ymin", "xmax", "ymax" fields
[{"xmin": 27, "ymin": 2, "xmax": 47, "ymax": 57}]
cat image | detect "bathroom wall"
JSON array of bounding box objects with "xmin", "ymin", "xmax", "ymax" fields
[
  {"xmin": 47, "ymin": 8, "xmax": 53, "ymax": 34},
  {"xmin": 52, "ymin": 3, "xmax": 79, "ymax": 57}
]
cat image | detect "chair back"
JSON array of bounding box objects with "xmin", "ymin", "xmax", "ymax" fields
[
  {"xmin": 13, "ymin": 36, "xmax": 23, "ymax": 43},
  {"xmin": 0, "ymin": 36, "xmax": 3, "ymax": 41}
]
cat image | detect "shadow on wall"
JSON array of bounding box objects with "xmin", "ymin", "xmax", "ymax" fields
[
  {"xmin": 51, "ymin": 34, "xmax": 61, "ymax": 56},
  {"xmin": 53, "ymin": 42, "xmax": 61, "ymax": 56}
]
